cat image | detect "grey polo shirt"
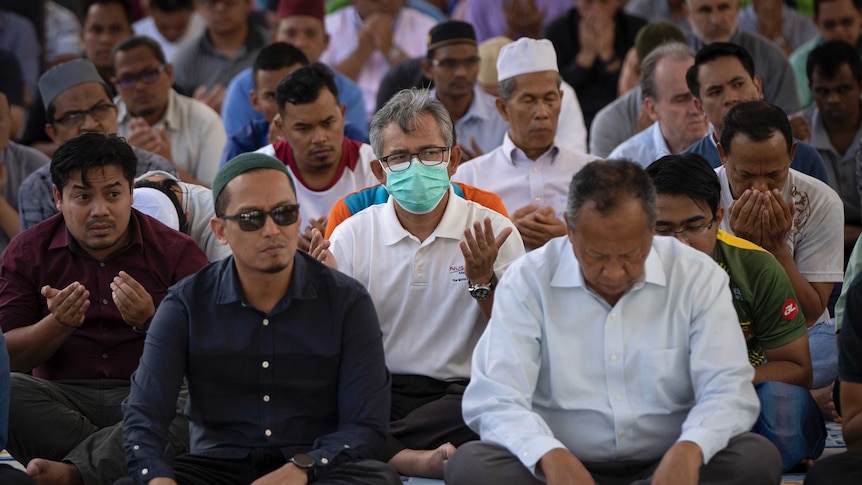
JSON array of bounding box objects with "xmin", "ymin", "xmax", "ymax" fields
[
  {"xmin": 799, "ymin": 102, "xmax": 862, "ymax": 224},
  {"xmin": 171, "ymin": 22, "xmax": 268, "ymax": 96}
]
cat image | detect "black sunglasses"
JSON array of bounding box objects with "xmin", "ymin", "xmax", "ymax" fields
[{"xmin": 221, "ymin": 204, "xmax": 300, "ymax": 232}]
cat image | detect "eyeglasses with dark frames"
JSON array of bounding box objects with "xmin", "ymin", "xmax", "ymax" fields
[
  {"xmin": 220, "ymin": 204, "xmax": 301, "ymax": 232},
  {"xmin": 655, "ymin": 217, "xmax": 716, "ymax": 242},
  {"xmin": 113, "ymin": 65, "xmax": 168, "ymax": 90},
  {"xmin": 378, "ymin": 146, "xmax": 450, "ymax": 172},
  {"xmin": 53, "ymin": 103, "xmax": 116, "ymax": 128}
]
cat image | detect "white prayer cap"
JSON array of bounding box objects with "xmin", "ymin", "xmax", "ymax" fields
[
  {"xmin": 496, "ymin": 38, "xmax": 559, "ymax": 82},
  {"xmin": 133, "ymin": 187, "xmax": 180, "ymax": 231}
]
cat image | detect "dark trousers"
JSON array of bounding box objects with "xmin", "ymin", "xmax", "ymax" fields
[
  {"xmin": 445, "ymin": 433, "xmax": 782, "ymax": 485},
  {"xmin": 385, "ymin": 374, "xmax": 478, "ymax": 460},
  {"xmin": 113, "ymin": 451, "xmax": 401, "ymax": 485},
  {"xmin": 7, "ymin": 373, "xmax": 189, "ymax": 485},
  {"xmin": 805, "ymin": 452, "xmax": 862, "ymax": 485},
  {"xmin": 0, "ymin": 464, "xmax": 35, "ymax": 485}
]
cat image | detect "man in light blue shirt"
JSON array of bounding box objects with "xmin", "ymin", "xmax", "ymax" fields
[
  {"xmin": 608, "ymin": 42, "xmax": 708, "ymax": 166},
  {"xmin": 220, "ymin": 0, "xmax": 367, "ymax": 139},
  {"xmin": 446, "ymin": 159, "xmax": 781, "ymax": 485}
]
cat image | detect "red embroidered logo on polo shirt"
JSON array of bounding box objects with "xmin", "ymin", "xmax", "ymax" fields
[{"xmin": 782, "ymin": 299, "xmax": 799, "ymax": 320}]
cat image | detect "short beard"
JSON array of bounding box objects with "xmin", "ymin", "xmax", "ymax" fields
[
  {"xmin": 133, "ymin": 107, "xmax": 159, "ymax": 118},
  {"xmin": 262, "ymin": 263, "xmax": 289, "ymax": 274}
]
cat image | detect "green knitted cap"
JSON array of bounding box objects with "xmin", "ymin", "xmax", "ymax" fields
[{"xmin": 212, "ymin": 153, "xmax": 290, "ymax": 211}]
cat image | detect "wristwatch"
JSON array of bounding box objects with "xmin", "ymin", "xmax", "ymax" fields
[
  {"xmin": 289, "ymin": 453, "xmax": 316, "ymax": 482},
  {"xmin": 133, "ymin": 316, "xmax": 153, "ymax": 335},
  {"xmin": 468, "ymin": 273, "xmax": 498, "ymax": 301}
]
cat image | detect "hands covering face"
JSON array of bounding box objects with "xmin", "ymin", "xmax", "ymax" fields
[{"xmin": 728, "ymin": 188, "xmax": 794, "ymax": 251}]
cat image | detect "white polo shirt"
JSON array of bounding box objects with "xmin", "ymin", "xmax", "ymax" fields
[{"xmin": 329, "ymin": 187, "xmax": 526, "ymax": 381}]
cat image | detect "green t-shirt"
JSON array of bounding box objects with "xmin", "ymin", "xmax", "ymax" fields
[{"xmin": 713, "ymin": 230, "xmax": 807, "ymax": 366}]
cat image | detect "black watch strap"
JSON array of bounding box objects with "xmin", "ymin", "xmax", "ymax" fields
[
  {"xmin": 133, "ymin": 316, "xmax": 153, "ymax": 335},
  {"xmin": 290, "ymin": 453, "xmax": 316, "ymax": 482}
]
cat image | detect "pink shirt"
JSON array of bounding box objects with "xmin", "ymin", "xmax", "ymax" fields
[{"xmin": 320, "ymin": 6, "xmax": 438, "ymax": 120}]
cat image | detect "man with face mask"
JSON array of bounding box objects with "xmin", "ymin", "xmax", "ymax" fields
[{"xmin": 309, "ymin": 89, "xmax": 526, "ymax": 480}]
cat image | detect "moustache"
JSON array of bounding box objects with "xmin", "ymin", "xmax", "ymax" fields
[{"xmin": 86, "ymin": 218, "xmax": 116, "ymax": 230}]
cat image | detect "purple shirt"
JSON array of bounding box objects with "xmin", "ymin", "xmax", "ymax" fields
[
  {"xmin": 0, "ymin": 210, "xmax": 208, "ymax": 381},
  {"xmin": 464, "ymin": 0, "xmax": 574, "ymax": 43}
]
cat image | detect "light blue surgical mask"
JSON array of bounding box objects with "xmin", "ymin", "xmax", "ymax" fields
[{"xmin": 383, "ymin": 158, "xmax": 451, "ymax": 214}]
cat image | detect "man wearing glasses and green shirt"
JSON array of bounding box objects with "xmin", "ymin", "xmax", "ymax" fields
[
  {"xmin": 646, "ymin": 152, "xmax": 826, "ymax": 472},
  {"xmin": 310, "ymin": 89, "xmax": 525, "ymax": 479}
]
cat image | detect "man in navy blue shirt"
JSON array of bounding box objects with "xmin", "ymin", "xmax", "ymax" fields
[{"xmin": 118, "ymin": 153, "xmax": 399, "ymax": 485}]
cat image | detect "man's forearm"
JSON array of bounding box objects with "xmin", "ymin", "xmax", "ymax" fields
[
  {"xmin": 147, "ymin": 478, "xmax": 178, "ymax": 485},
  {"xmin": 845, "ymin": 224, "xmax": 862, "ymax": 251},
  {"xmin": 753, "ymin": 361, "xmax": 810, "ymax": 387},
  {"xmin": 538, "ymin": 448, "xmax": 595, "ymax": 485},
  {"xmin": 4, "ymin": 314, "xmax": 76, "ymax": 372},
  {"xmin": 334, "ymin": 44, "xmax": 375, "ymax": 81},
  {"xmin": 477, "ymin": 295, "xmax": 494, "ymax": 320},
  {"xmin": 771, "ymin": 245, "xmax": 827, "ymax": 326}
]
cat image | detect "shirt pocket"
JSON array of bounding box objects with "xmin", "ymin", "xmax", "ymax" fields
[{"xmin": 638, "ymin": 348, "xmax": 695, "ymax": 412}]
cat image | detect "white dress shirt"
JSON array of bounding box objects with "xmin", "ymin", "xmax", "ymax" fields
[
  {"xmin": 463, "ymin": 236, "xmax": 759, "ymax": 473},
  {"xmin": 608, "ymin": 121, "xmax": 672, "ymax": 168},
  {"xmin": 320, "ymin": 6, "xmax": 438, "ymax": 120},
  {"xmin": 329, "ymin": 187, "xmax": 526, "ymax": 381},
  {"xmin": 117, "ymin": 89, "xmax": 226, "ymax": 186},
  {"xmin": 453, "ymin": 134, "xmax": 597, "ymax": 218},
  {"xmin": 716, "ymin": 167, "xmax": 844, "ymax": 324}
]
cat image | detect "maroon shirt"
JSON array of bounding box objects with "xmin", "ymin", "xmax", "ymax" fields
[{"xmin": 0, "ymin": 210, "xmax": 209, "ymax": 380}]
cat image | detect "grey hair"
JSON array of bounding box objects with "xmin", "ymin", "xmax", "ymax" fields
[
  {"xmin": 369, "ymin": 88, "xmax": 455, "ymax": 157},
  {"xmin": 497, "ymin": 73, "xmax": 563, "ymax": 100},
  {"xmin": 640, "ymin": 42, "xmax": 695, "ymax": 101},
  {"xmin": 565, "ymin": 159, "xmax": 657, "ymax": 231}
]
